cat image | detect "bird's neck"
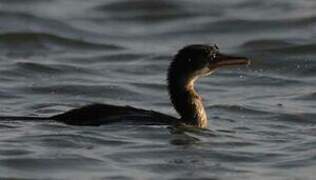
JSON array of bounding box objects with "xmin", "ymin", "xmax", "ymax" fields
[{"xmin": 168, "ymin": 75, "xmax": 208, "ymax": 128}]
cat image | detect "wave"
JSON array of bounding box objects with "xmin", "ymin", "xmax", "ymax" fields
[
  {"xmin": 96, "ymin": 0, "xmax": 179, "ymax": 12},
  {"xmin": 0, "ymin": 32, "xmax": 122, "ymax": 51},
  {"xmin": 0, "ymin": 0, "xmax": 53, "ymax": 4},
  {"xmin": 207, "ymin": 103, "xmax": 316, "ymax": 125},
  {"xmin": 294, "ymin": 92, "xmax": 316, "ymax": 101},
  {"xmin": 92, "ymin": 0, "xmax": 196, "ymax": 23},
  {"xmin": 207, "ymin": 104, "xmax": 269, "ymax": 116},
  {"xmin": 17, "ymin": 84, "xmax": 142, "ymax": 99},
  {"xmin": 0, "ymin": 90, "xmax": 20, "ymax": 99},
  {"xmin": 242, "ymin": 39, "xmax": 316, "ymax": 55},
  {"xmin": 201, "ymin": 15, "xmax": 316, "ymax": 34},
  {"xmin": 0, "ymin": 11, "xmax": 93, "ymax": 37},
  {"xmin": 241, "ymin": 39, "xmax": 294, "ymax": 50},
  {"xmin": 271, "ymin": 113, "xmax": 316, "ymax": 125},
  {"xmin": 265, "ymin": 44, "xmax": 316, "ymax": 55},
  {"xmin": 233, "ymin": 1, "xmax": 296, "ymax": 11},
  {"xmin": 12, "ymin": 61, "xmax": 95, "ymax": 75}
]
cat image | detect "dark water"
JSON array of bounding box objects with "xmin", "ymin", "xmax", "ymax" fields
[{"xmin": 0, "ymin": 0, "xmax": 315, "ymax": 179}]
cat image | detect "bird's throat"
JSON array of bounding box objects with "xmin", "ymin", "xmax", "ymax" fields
[{"xmin": 168, "ymin": 76, "xmax": 208, "ymax": 128}]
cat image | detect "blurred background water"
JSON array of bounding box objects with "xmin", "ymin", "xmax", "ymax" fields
[{"xmin": 0, "ymin": 0, "xmax": 315, "ymax": 179}]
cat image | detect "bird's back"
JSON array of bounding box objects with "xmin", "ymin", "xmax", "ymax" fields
[{"xmin": 52, "ymin": 104, "xmax": 178, "ymax": 126}]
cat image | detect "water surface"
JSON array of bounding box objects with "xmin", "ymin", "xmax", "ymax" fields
[{"xmin": 0, "ymin": 0, "xmax": 315, "ymax": 179}]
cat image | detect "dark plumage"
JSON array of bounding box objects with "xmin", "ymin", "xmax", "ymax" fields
[{"xmin": 0, "ymin": 44, "xmax": 250, "ymax": 128}]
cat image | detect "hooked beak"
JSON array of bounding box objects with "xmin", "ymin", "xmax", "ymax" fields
[{"xmin": 212, "ymin": 53, "xmax": 251, "ymax": 68}]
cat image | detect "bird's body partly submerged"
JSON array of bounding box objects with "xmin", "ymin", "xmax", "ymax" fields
[
  {"xmin": 51, "ymin": 103, "xmax": 178, "ymax": 126},
  {"xmin": 0, "ymin": 44, "xmax": 250, "ymax": 128}
]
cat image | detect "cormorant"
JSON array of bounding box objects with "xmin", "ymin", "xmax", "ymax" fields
[{"xmin": 0, "ymin": 44, "xmax": 250, "ymax": 128}]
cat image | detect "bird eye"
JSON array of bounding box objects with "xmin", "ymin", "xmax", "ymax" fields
[{"xmin": 209, "ymin": 53, "xmax": 216, "ymax": 61}]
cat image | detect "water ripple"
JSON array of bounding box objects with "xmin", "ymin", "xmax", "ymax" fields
[
  {"xmin": 0, "ymin": 0, "xmax": 315, "ymax": 180},
  {"xmin": 0, "ymin": 32, "xmax": 122, "ymax": 51}
]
